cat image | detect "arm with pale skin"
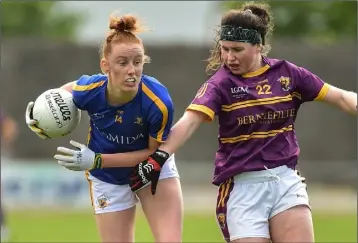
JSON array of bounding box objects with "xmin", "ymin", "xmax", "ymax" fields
[
  {"xmin": 292, "ymin": 65, "xmax": 356, "ymax": 116},
  {"xmin": 321, "ymin": 85, "xmax": 357, "ymax": 116},
  {"xmin": 92, "ymin": 110, "xmax": 206, "ymax": 168},
  {"xmin": 101, "ymin": 137, "xmax": 160, "ymax": 167},
  {"xmin": 157, "ymin": 110, "xmax": 206, "ymax": 155},
  {"xmin": 60, "ymin": 81, "xmax": 76, "ymax": 93},
  {"xmin": 128, "ymin": 109, "xmax": 207, "ymax": 193}
]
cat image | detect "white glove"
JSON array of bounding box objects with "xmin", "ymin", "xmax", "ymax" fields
[
  {"xmin": 25, "ymin": 101, "xmax": 49, "ymax": 139},
  {"xmin": 54, "ymin": 140, "xmax": 103, "ymax": 171}
]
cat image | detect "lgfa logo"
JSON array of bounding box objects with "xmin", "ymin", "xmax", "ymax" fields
[
  {"xmin": 231, "ymin": 86, "xmax": 250, "ymax": 98},
  {"xmin": 231, "ymin": 86, "xmax": 250, "ymax": 94}
]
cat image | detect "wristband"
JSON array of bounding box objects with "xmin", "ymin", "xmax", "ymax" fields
[
  {"xmin": 93, "ymin": 153, "xmax": 103, "ymax": 169},
  {"xmin": 151, "ymin": 149, "xmax": 170, "ymax": 166}
]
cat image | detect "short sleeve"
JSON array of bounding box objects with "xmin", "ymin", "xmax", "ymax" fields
[
  {"xmin": 147, "ymin": 93, "xmax": 174, "ymax": 143},
  {"xmin": 186, "ymin": 82, "xmax": 222, "ymax": 121},
  {"xmin": 294, "ymin": 66, "xmax": 330, "ymax": 102},
  {"xmin": 72, "ymin": 74, "xmax": 106, "ymax": 111}
]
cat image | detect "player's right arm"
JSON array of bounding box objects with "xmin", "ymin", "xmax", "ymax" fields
[
  {"xmin": 60, "ymin": 81, "xmax": 76, "ymax": 93},
  {"xmin": 25, "ymin": 75, "xmax": 104, "ymax": 139},
  {"xmin": 160, "ymin": 81, "xmax": 222, "ymax": 155},
  {"xmin": 130, "ymin": 81, "xmax": 223, "ymax": 193},
  {"xmin": 25, "ymin": 81, "xmax": 76, "ymax": 139}
]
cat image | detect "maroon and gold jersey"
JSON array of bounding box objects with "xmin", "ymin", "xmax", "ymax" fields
[{"xmin": 187, "ymin": 57, "xmax": 330, "ymax": 185}]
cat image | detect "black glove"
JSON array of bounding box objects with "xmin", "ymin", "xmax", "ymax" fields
[{"xmin": 130, "ymin": 149, "xmax": 170, "ymax": 195}]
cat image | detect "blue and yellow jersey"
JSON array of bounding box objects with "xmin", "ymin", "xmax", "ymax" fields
[{"xmin": 72, "ymin": 74, "xmax": 174, "ymax": 185}]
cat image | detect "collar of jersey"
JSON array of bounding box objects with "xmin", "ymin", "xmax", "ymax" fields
[
  {"xmin": 241, "ymin": 56, "xmax": 270, "ymax": 78},
  {"xmin": 104, "ymin": 80, "xmax": 142, "ymax": 109}
]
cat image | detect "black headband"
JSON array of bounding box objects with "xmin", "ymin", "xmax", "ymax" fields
[{"xmin": 220, "ymin": 25, "xmax": 262, "ymax": 44}]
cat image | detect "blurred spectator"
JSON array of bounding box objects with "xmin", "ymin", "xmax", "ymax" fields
[{"xmin": 1, "ymin": 109, "xmax": 18, "ymax": 242}]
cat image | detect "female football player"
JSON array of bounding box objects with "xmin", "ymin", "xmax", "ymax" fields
[
  {"xmin": 25, "ymin": 13, "xmax": 183, "ymax": 243},
  {"xmin": 130, "ymin": 2, "xmax": 357, "ymax": 243}
]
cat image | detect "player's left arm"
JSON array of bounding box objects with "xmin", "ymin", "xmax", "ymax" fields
[
  {"xmin": 321, "ymin": 85, "xmax": 357, "ymax": 116},
  {"xmin": 55, "ymin": 137, "xmax": 160, "ymax": 170},
  {"xmin": 294, "ymin": 66, "xmax": 357, "ymax": 116}
]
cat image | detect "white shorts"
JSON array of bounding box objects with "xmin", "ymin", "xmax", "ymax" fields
[
  {"xmin": 85, "ymin": 155, "xmax": 179, "ymax": 214},
  {"xmin": 215, "ymin": 165, "xmax": 310, "ymax": 242}
]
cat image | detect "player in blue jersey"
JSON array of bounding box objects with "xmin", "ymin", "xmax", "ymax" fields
[
  {"xmin": 25, "ymin": 14, "xmax": 183, "ymax": 242},
  {"xmin": 0, "ymin": 109, "xmax": 18, "ymax": 242},
  {"xmin": 128, "ymin": 3, "xmax": 357, "ymax": 243}
]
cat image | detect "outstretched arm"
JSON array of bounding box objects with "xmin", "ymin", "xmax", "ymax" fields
[
  {"xmin": 101, "ymin": 110, "xmax": 206, "ymax": 167},
  {"xmin": 130, "ymin": 80, "xmax": 221, "ymax": 194},
  {"xmin": 129, "ymin": 110, "xmax": 208, "ymax": 194},
  {"xmin": 159, "ymin": 110, "xmax": 207, "ymax": 155},
  {"xmin": 101, "ymin": 138, "xmax": 160, "ymax": 168},
  {"xmin": 322, "ymin": 85, "xmax": 357, "ymax": 116}
]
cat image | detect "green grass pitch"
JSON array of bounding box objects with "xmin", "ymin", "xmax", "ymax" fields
[{"xmin": 6, "ymin": 210, "xmax": 356, "ymax": 242}]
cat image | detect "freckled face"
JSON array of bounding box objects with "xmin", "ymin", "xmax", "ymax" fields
[{"xmin": 101, "ymin": 43, "xmax": 145, "ymax": 92}]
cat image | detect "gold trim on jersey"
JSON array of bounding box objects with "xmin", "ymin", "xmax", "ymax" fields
[
  {"xmin": 217, "ymin": 178, "xmax": 233, "ymax": 208},
  {"xmin": 142, "ymin": 83, "xmax": 168, "ymax": 142},
  {"xmin": 222, "ymin": 94, "xmax": 294, "ymax": 111},
  {"xmin": 149, "ymin": 135, "xmax": 165, "ymax": 143},
  {"xmin": 86, "ymin": 125, "xmax": 92, "ymax": 146},
  {"xmin": 85, "ymin": 170, "xmax": 95, "ymax": 211},
  {"xmin": 220, "ymin": 125, "xmax": 293, "ymax": 144},
  {"xmin": 186, "ymin": 104, "xmax": 215, "ymax": 121},
  {"xmin": 195, "ymin": 83, "xmax": 209, "ymax": 99},
  {"xmin": 292, "ymin": 92, "xmax": 302, "ymax": 100},
  {"xmin": 73, "ymin": 80, "xmax": 106, "ymax": 91},
  {"xmin": 314, "ymin": 83, "xmax": 330, "ymax": 101},
  {"xmin": 242, "ymin": 64, "xmax": 270, "ymax": 78}
]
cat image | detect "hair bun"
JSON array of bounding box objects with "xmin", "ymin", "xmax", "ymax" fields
[
  {"xmin": 109, "ymin": 18, "xmax": 124, "ymax": 31},
  {"xmin": 109, "ymin": 15, "xmax": 138, "ymax": 33},
  {"xmin": 243, "ymin": 4, "xmax": 271, "ymax": 26}
]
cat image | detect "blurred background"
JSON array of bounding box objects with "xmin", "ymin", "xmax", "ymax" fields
[{"xmin": 1, "ymin": 1, "xmax": 356, "ymax": 242}]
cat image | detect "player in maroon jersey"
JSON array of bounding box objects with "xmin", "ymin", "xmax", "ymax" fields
[{"xmin": 130, "ymin": 2, "xmax": 357, "ymax": 243}]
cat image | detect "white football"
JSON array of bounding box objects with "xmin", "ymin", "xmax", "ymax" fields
[{"xmin": 32, "ymin": 88, "xmax": 81, "ymax": 138}]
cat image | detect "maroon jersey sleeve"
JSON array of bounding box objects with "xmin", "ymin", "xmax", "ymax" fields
[
  {"xmin": 293, "ymin": 66, "xmax": 330, "ymax": 102},
  {"xmin": 186, "ymin": 82, "xmax": 222, "ymax": 121}
]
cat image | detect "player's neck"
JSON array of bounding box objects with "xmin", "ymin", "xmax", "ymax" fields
[
  {"xmin": 106, "ymin": 86, "xmax": 138, "ymax": 106},
  {"xmin": 247, "ymin": 55, "xmax": 264, "ymax": 73}
]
